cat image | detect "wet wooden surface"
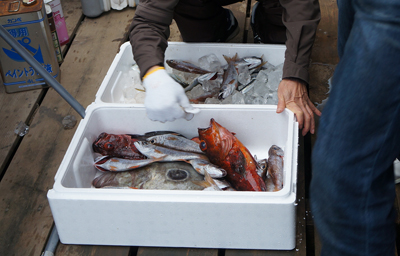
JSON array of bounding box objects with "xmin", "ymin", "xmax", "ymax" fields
[{"xmin": 1, "ymin": 0, "xmax": 396, "ymax": 256}]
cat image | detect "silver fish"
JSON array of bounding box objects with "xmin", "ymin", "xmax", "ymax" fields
[
  {"xmin": 94, "ymin": 156, "xmax": 163, "ymax": 172},
  {"xmin": 92, "ymin": 162, "xmax": 208, "ymax": 190},
  {"xmin": 188, "ymin": 159, "xmax": 227, "ymax": 178},
  {"xmin": 218, "ymin": 54, "xmax": 238, "ymax": 99},
  {"xmin": 134, "ymin": 141, "xmax": 209, "ymax": 161},
  {"xmin": 146, "ymin": 133, "xmax": 203, "ymax": 154}
]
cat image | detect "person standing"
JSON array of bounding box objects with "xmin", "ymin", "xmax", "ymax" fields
[{"xmin": 310, "ymin": 0, "xmax": 400, "ymax": 255}]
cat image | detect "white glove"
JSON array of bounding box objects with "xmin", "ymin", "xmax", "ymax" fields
[{"xmin": 142, "ymin": 67, "xmax": 200, "ymax": 122}]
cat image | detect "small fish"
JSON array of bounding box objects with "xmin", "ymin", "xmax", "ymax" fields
[
  {"xmin": 256, "ymin": 158, "xmax": 268, "ymax": 179},
  {"xmin": 93, "ymin": 162, "xmax": 208, "ymax": 190},
  {"xmin": 169, "ymin": 73, "xmax": 189, "ymax": 87},
  {"xmin": 198, "ymin": 118, "xmax": 267, "ymax": 191},
  {"xmin": 92, "ymin": 132, "xmax": 146, "ymax": 160},
  {"xmin": 184, "ymin": 77, "xmax": 199, "ymax": 92},
  {"xmin": 219, "ymin": 54, "xmax": 238, "ymax": 99},
  {"xmin": 188, "ymin": 159, "xmax": 227, "ymax": 178},
  {"xmin": 146, "ymin": 133, "xmax": 204, "ymax": 154},
  {"xmin": 134, "ymin": 141, "xmax": 209, "ymax": 162},
  {"xmin": 94, "ymin": 156, "xmax": 163, "ymax": 172},
  {"xmin": 267, "ymin": 145, "xmax": 284, "ymax": 191},
  {"xmin": 200, "ymin": 171, "xmax": 222, "ymax": 191},
  {"xmin": 166, "ymin": 60, "xmax": 213, "ymax": 74}
]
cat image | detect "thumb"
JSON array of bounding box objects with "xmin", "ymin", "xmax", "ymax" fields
[{"xmin": 276, "ymin": 94, "xmax": 286, "ymax": 113}]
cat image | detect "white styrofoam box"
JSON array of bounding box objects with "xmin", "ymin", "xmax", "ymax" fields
[
  {"xmin": 48, "ymin": 103, "xmax": 299, "ymax": 250},
  {"xmin": 95, "ymin": 41, "xmax": 286, "ymax": 104}
]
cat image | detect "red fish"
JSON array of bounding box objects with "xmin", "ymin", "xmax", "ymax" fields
[
  {"xmin": 198, "ymin": 119, "xmax": 267, "ymax": 191},
  {"xmin": 92, "ymin": 132, "xmax": 146, "ymax": 160}
]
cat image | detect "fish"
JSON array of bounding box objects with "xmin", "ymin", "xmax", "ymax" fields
[
  {"xmin": 198, "ymin": 118, "xmax": 267, "ymax": 191},
  {"xmin": 134, "ymin": 141, "xmax": 209, "ymax": 162},
  {"xmin": 187, "ymin": 159, "xmax": 227, "ymax": 178},
  {"xmin": 92, "ymin": 162, "xmax": 209, "ymax": 190},
  {"xmin": 146, "ymin": 133, "xmax": 204, "ymax": 154},
  {"xmin": 92, "ymin": 132, "xmax": 146, "ymax": 160},
  {"xmin": 267, "ymin": 145, "xmax": 284, "ymax": 191},
  {"xmin": 189, "ymin": 87, "xmax": 220, "ymax": 104},
  {"xmin": 166, "ymin": 60, "xmax": 213, "ymax": 74},
  {"xmin": 94, "ymin": 156, "xmax": 163, "ymax": 172},
  {"xmin": 219, "ymin": 54, "xmax": 238, "ymax": 99},
  {"xmin": 201, "ymin": 171, "xmax": 222, "ymax": 191},
  {"xmin": 256, "ymin": 158, "xmax": 268, "ymax": 179}
]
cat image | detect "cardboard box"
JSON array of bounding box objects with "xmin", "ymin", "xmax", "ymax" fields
[{"xmin": 48, "ymin": 42, "xmax": 299, "ymax": 250}]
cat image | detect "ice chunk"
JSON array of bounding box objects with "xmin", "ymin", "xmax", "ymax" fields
[
  {"xmin": 266, "ymin": 69, "xmax": 282, "ymax": 93},
  {"xmin": 266, "ymin": 91, "xmax": 279, "ymax": 105},
  {"xmin": 198, "ymin": 54, "xmax": 222, "ymax": 72},
  {"xmin": 14, "ymin": 121, "xmax": 29, "ymax": 136},
  {"xmin": 202, "ymin": 80, "xmax": 221, "ymax": 92},
  {"xmin": 232, "ymin": 91, "xmax": 245, "ymax": 104},
  {"xmin": 237, "ymin": 65, "xmax": 251, "ymax": 86},
  {"xmin": 205, "ymin": 97, "xmax": 221, "ymax": 104}
]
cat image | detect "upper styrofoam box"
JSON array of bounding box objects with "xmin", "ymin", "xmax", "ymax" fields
[{"xmin": 95, "ymin": 42, "xmax": 286, "ymax": 104}]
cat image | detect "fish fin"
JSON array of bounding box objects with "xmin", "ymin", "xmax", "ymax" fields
[
  {"xmin": 220, "ymin": 137, "xmax": 233, "ymax": 159},
  {"xmin": 94, "ymin": 155, "xmax": 110, "ymax": 164},
  {"xmin": 223, "ymin": 55, "xmax": 232, "ymax": 63},
  {"xmin": 192, "ymin": 180, "xmax": 211, "ymax": 188},
  {"xmin": 94, "ymin": 165, "xmax": 109, "ymax": 172}
]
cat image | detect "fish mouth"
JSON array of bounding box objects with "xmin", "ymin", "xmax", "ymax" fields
[{"xmin": 198, "ymin": 118, "xmax": 218, "ymax": 133}]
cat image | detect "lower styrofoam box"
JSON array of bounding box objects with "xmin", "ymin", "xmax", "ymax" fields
[
  {"xmin": 95, "ymin": 41, "xmax": 286, "ymax": 104},
  {"xmin": 48, "ymin": 103, "xmax": 298, "ymax": 249}
]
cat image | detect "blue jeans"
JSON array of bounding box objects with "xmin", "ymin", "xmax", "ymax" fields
[{"xmin": 310, "ymin": 0, "xmax": 400, "ymax": 255}]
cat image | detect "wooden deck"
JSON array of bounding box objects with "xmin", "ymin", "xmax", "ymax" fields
[{"xmin": 0, "ymin": 0, "xmax": 397, "ymax": 255}]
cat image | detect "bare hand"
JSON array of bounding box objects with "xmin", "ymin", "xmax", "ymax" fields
[{"xmin": 276, "ymin": 78, "xmax": 321, "ymax": 136}]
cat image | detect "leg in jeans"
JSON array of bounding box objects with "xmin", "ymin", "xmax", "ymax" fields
[
  {"xmin": 173, "ymin": 0, "xmax": 241, "ymax": 42},
  {"xmin": 310, "ymin": 0, "xmax": 400, "ymax": 255}
]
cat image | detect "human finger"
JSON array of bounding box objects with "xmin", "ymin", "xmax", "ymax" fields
[
  {"xmin": 286, "ymin": 101, "xmax": 304, "ymax": 130},
  {"xmin": 297, "ymin": 98, "xmax": 311, "ymax": 136}
]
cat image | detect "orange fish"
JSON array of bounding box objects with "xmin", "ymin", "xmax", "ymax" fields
[{"xmin": 198, "ymin": 119, "xmax": 267, "ymax": 191}]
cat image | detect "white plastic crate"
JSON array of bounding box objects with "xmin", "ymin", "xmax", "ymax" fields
[{"xmin": 47, "ymin": 42, "xmax": 299, "ymax": 250}]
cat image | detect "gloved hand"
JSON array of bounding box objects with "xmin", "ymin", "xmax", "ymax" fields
[{"xmin": 142, "ymin": 67, "xmax": 200, "ymax": 122}]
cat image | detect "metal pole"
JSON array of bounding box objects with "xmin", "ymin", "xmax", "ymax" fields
[{"xmin": 0, "ymin": 25, "xmax": 86, "ymax": 118}]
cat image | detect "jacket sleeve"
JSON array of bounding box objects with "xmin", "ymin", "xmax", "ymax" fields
[
  {"xmin": 280, "ymin": 0, "xmax": 321, "ymax": 84},
  {"xmin": 129, "ymin": 0, "xmax": 179, "ymax": 79}
]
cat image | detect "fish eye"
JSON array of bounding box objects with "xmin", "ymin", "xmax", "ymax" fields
[
  {"xmin": 166, "ymin": 169, "xmax": 189, "ymax": 181},
  {"xmin": 104, "ymin": 142, "xmax": 114, "ymax": 150},
  {"xmin": 149, "ymin": 139, "xmax": 156, "ymax": 144},
  {"xmin": 199, "ymin": 141, "xmax": 207, "ymax": 151}
]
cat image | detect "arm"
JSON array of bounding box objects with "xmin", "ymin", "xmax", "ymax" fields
[
  {"xmin": 277, "ymin": 0, "xmax": 321, "ymax": 135},
  {"xmin": 128, "ymin": 0, "xmax": 199, "ymax": 122},
  {"xmin": 129, "ymin": 0, "xmax": 178, "ymax": 78}
]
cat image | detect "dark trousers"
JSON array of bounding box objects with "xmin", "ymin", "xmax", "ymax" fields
[{"xmin": 173, "ymin": 0, "xmax": 286, "ymax": 43}]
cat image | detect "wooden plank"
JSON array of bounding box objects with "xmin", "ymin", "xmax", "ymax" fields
[
  {"xmin": 310, "ymin": 0, "xmax": 339, "ymax": 65},
  {"xmin": 0, "ymin": 0, "xmax": 86, "ymax": 180},
  {"xmin": 0, "ymin": 7, "xmax": 135, "ymax": 255},
  {"xmin": 55, "ymin": 245, "xmax": 131, "ymax": 256},
  {"xmin": 137, "ymin": 247, "xmax": 219, "ymax": 256}
]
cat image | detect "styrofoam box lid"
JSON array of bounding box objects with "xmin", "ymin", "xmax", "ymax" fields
[{"xmin": 95, "ymin": 41, "xmax": 287, "ymax": 105}]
